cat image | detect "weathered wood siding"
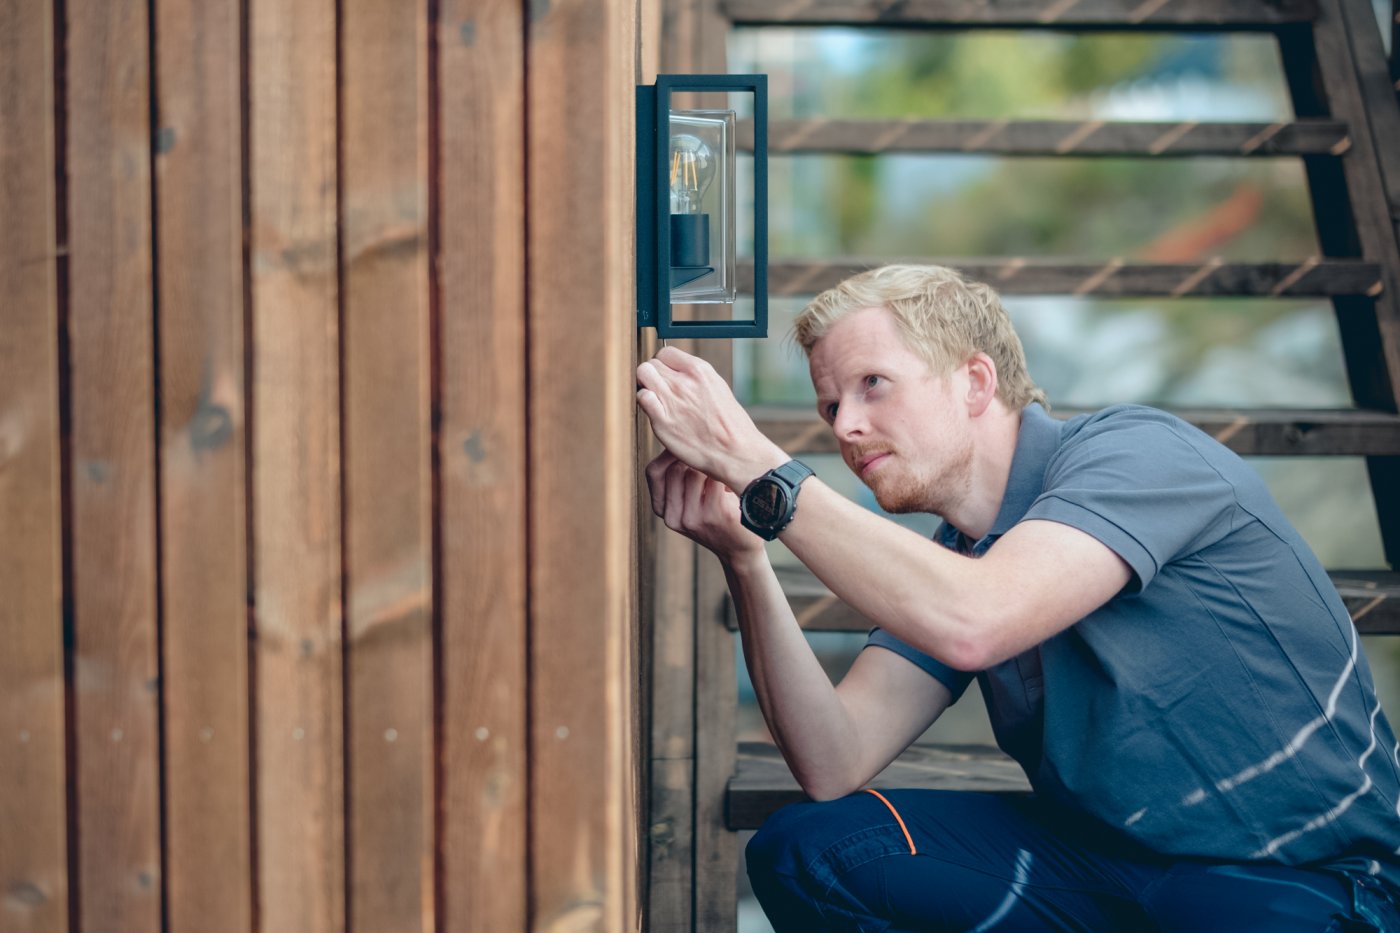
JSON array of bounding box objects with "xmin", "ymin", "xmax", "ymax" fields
[{"xmin": 0, "ymin": 0, "xmax": 642, "ymax": 929}]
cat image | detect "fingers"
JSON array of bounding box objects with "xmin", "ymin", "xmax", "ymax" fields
[
  {"xmin": 661, "ymin": 458, "xmax": 692, "ymax": 531},
  {"xmin": 637, "ymin": 345, "xmax": 707, "ymax": 386},
  {"xmin": 636, "ymin": 358, "xmax": 666, "ymax": 390},
  {"xmin": 652, "ymin": 454, "xmax": 713, "ymax": 534},
  {"xmin": 636, "ymin": 347, "xmax": 722, "ymax": 434},
  {"xmin": 683, "ymin": 463, "xmax": 707, "ymax": 518},
  {"xmin": 635, "ymin": 357, "xmax": 675, "ymax": 427},
  {"xmin": 653, "ymin": 345, "xmax": 694, "ymax": 370},
  {"xmin": 636, "ymin": 386, "xmax": 663, "ymax": 423},
  {"xmin": 645, "ymin": 450, "xmax": 676, "ymax": 516},
  {"xmin": 703, "ymin": 476, "xmax": 737, "ymax": 509}
]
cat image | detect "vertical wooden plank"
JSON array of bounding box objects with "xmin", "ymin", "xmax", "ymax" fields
[
  {"xmin": 66, "ymin": 1, "xmax": 163, "ymax": 930},
  {"xmin": 153, "ymin": 1, "xmax": 252, "ymax": 930},
  {"xmin": 0, "ymin": 1, "xmax": 68, "ymax": 930},
  {"xmin": 645, "ymin": 504, "xmax": 699, "ymax": 931},
  {"xmin": 634, "ymin": 10, "xmax": 703, "ymax": 929},
  {"xmin": 526, "ymin": 0, "xmax": 639, "ymax": 926},
  {"xmin": 437, "ymin": 0, "xmax": 529, "ymax": 929},
  {"xmin": 691, "ymin": 528, "xmax": 738, "ymax": 933},
  {"xmin": 248, "ymin": 0, "xmax": 344, "ymax": 929},
  {"xmin": 691, "ymin": 329, "xmax": 739, "ymax": 933},
  {"xmin": 341, "ymin": 1, "xmax": 433, "ymax": 930},
  {"xmin": 659, "ymin": 3, "xmax": 742, "ymax": 929}
]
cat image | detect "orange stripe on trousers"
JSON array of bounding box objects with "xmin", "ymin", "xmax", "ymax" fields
[{"xmin": 864, "ymin": 788, "xmax": 917, "ymax": 855}]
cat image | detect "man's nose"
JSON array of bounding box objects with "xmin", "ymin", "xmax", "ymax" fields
[{"xmin": 832, "ymin": 404, "xmax": 866, "ymax": 442}]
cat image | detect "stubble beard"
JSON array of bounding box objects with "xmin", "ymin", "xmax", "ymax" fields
[{"xmin": 868, "ymin": 439, "xmax": 974, "ymax": 518}]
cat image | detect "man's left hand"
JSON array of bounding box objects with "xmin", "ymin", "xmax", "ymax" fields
[{"xmin": 636, "ymin": 346, "xmax": 787, "ymax": 490}]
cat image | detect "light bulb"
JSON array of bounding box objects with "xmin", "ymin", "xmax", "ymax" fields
[{"xmin": 669, "ymin": 134, "xmax": 715, "ymax": 215}]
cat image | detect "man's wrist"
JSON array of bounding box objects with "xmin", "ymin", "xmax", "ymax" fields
[
  {"xmin": 722, "ymin": 545, "xmax": 770, "ymax": 579},
  {"xmin": 726, "ymin": 444, "xmax": 791, "ymax": 493}
]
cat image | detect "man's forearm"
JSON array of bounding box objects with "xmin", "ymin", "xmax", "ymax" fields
[
  {"xmin": 776, "ymin": 479, "xmax": 1131, "ymax": 672},
  {"xmin": 723, "ymin": 549, "xmax": 867, "ymax": 799},
  {"xmin": 778, "ymin": 479, "xmax": 990, "ymax": 670}
]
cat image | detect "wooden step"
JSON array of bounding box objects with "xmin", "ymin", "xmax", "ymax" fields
[
  {"xmin": 727, "ymin": 565, "xmax": 1400, "ymax": 635},
  {"xmin": 727, "ymin": 740, "xmax": 1030, "ymax": 831},
  {"xmin": 748, "ymin": 406, "xmax": 1400, "ymax": 457},
  {"xmin": 739, "ymin": 118, "xmax": 1351, "ymax": 157},
  {"xmin": 738, "ymin": 258, "xmax": 1384, "ymax": 298},
  {"xmin": 722, "ymin": 0, "xmax": 1318, "ymax": 30}
]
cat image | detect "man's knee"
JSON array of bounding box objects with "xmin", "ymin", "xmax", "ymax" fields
[
  {"xmin": 746, "ymin": 799, "xmax": 879, "ymax": 931},
  {"xmin": 745, "ymin": 800, "xmax": 816, "ymax": 884}
]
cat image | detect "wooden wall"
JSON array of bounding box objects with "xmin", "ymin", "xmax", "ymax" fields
[{"xmin": 0, "ymin": 0, "xmax": 642, "ymax": 930}]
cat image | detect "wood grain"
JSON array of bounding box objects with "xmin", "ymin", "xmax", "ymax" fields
[
  {"xmin": 0, "ymin": 1, "xmax": 68, "ymax": 929},
  {"xmin": 437, "ymin": 0, "xmax": 529, "ymax": 928},
  {"xmin": 341, "ymin": 1, "xmax": 433, "ymax": 930},
  {"xmin": 656, "ymin": 2, "xmax": 738, "ymax": 928},
  {"xmin": 692, "ymin": 338, "xmax": 738, "ymax": 933},
  {"xmin": 526, "ymin": 0, "xmax": 640, "ymax": 926},
  {"xmin": 248, "ymin": 0, "xmax": 345, "ymax": 929},
  {"xmin": 66, "ymin": 2, "xmax": 163, "ymax": 930},
  {"xmin": 642, "ymin": 340, "xmax": 698, "ymax": 931},
  {"xmin": 152, "ymin": 0, "xmax": 252, "ymax": 929}
]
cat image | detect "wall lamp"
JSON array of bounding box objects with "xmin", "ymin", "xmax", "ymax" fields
[{"xmin": 636, "ymin": 74, "xmax": 767, "ymax": 339}]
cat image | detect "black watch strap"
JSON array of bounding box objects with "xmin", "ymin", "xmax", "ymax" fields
[
  {"xmin": 740, "ymin": 459, "xmax": 814, "ymax": 541},
  {"xmin": 770, "ymin": 459, "xmax": 815, "ymax": 490}
]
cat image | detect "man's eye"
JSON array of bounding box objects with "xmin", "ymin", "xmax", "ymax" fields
[
  {"xmin": 826, "ymin": 403, "xmax": 838, "ymax": 421},
  {"xmin": 864, "ymin": 375, "xmax": 880, "ymax": 389}
]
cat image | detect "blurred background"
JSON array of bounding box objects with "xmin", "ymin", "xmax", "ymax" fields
[{"xmin": 724, "ymin": 9, "xmax": 1395, "ymax": 927}]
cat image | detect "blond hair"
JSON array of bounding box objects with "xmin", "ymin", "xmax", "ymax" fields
[{"xmin": 793, "ymin": 264, "xmax": 1047, "ymax": 409}]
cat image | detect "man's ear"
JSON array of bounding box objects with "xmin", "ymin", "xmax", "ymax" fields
[{"xmin": 965, "ymin": 352, "xmax": 998, "ymax": 417}]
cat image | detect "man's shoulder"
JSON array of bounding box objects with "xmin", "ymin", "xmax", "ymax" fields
[
  {"xmin": 1048, "ymin": 403, "xmax": 1255, "ymax": 490},
  {"xmin": 1055, "ymin": 404, "xmax": 1211, "ymax": 458},
  {"xmin": 1060, "ymin": 403, "xmax": 1184, "ymax": 438}
]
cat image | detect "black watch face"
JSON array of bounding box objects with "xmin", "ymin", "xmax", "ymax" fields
[{"xmin": 745, "ymin": 479, "xmax": 788, "ymax": 526}]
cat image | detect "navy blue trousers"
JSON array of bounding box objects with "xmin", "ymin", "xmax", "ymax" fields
[{"xmin": 746, "ymin": 790, "xmax": 1400, "ymax": 932}]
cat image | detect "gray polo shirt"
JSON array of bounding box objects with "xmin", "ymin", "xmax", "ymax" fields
[{"xmin": 868, "ymin": 403, "xmax": 1400, "ymax": 883}]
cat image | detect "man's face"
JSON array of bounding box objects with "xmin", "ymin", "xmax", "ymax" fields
[{"xmin": 808, "ymin": 306, "xmax": 972, "ymax": 516}]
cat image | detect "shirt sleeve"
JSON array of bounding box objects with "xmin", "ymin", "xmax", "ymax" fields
[
  {"xmin": 1021, "ymin": 411, "xmax": 1239, "ymax": 593},
  {"xmin": 865, "ymin": 628, "xmax": 976, "ymax": 699}
]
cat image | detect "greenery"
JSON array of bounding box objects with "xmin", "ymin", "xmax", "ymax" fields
[
  {"xmin": 723, "ymin": 32, "xmax": 1394, "ymax": 801},
  {"xmin": 727, "ymin": 27, "xmax": 1385, "ymax": 571}
]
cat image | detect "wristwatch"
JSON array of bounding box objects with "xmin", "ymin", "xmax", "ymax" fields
[{"xmin": 739, "ymin": 460, "xmax": 815, "ymax": 541}]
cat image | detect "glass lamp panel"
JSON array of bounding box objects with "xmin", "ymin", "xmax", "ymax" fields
[{"xmin": 669, "ymin": 109, "xmax": 737, "ymax": 304}]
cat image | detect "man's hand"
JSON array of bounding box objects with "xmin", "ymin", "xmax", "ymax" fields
[
  {"xmin": 644, "ymin": 450, "xmax": 763, "ymax": 562},
  {"xmin": 636, "ymin": 346, "xmax": 786, "ymax": 491}
]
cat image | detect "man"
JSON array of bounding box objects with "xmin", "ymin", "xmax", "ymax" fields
[{"xmin": 636, "ymin": 264, "xmax": 1400, "ymax": 931}]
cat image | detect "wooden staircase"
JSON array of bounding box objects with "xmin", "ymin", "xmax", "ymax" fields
[{"xmin": 644, "ymin": 0, "xmax": 1400, "ymax": 927}]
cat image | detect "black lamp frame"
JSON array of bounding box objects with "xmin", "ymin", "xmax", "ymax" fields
[{"xmin": 636, "ymin": 74, "xmax": 768, "ymax": 339}]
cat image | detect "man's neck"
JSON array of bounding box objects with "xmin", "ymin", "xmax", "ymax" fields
[{"xmin": 940, "ymin": 403, "xmax": 1023, "ymax": 543}]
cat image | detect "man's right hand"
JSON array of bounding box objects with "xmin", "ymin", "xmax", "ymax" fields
[{"xmin": 645, "ymin": 449, "xmax": 764, "ymax": 563}]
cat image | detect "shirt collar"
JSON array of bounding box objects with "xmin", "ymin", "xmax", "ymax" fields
[{"xmin": 936, "ymin": 403, "xmax": 1063, "ymax": 553}]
